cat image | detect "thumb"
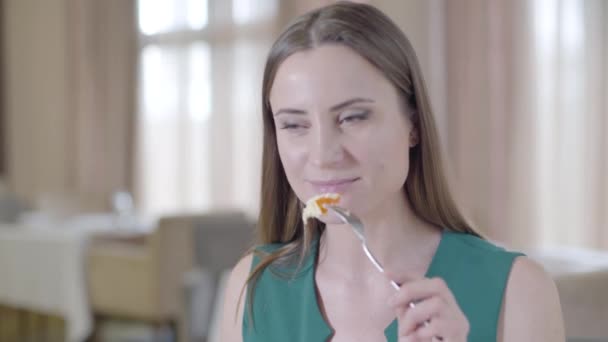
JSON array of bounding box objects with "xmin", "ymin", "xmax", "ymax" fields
[{"xmin": 384, "ymin": 270, "xmax": 418, "ymax": 287}]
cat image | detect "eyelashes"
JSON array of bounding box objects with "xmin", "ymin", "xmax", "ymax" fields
[
  {"xmin": 280, "ymin": 123, "xmax": 305, "ymax": 130},
  {"xmin": 338, "ymin": 110, "xmax": 370, "ymax": 125},
  {"xmin": 279, "ymin": 110, "xmax": 371, "ymax": 131}
]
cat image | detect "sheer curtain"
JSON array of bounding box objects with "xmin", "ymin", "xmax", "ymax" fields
[
  {"xmin": 531, "ymin": 0, "xmax": 608, "ymax": 249},
  {"xmin": 135, "ymin": 0, "xmax": 276, "ymax": 218}
]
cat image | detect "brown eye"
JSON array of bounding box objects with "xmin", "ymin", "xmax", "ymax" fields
[
  {"xmin": 338, "ymin": 111, "xmax": 370, "ymax": 125},
  {"xmin": 281, "ymin": 123, "xmax": 302, "ymax": 129}
]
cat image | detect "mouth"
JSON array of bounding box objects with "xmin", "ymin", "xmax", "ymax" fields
[{"xmin": 307, "ymin": 177, "xmax": 360, "ymax": 194}]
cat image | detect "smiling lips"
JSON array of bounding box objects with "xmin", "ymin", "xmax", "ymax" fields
[{"xmin": 308, "ymin": 177, "xmax": 359, "ymax": 193}]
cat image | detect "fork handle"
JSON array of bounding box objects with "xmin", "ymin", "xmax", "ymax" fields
[
  {"xmin": 361, "ymin": 244, "xmax": 436, "ymax": 336},
  {"xmin": 361, "ymin": 243, "xmax": 402, "ymax": 290},
  {"xmin": 387, "ymin": 269, "xmax": 433, "ymax": 334}
]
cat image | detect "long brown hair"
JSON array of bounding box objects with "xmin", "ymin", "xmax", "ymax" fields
[{"xmin": 245, "ymin": 0, "xmax": 481, "ymax": 314}]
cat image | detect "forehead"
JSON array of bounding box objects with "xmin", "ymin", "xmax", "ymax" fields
[{"xmin": 269, "ymin": 45, "xmax": 397, "ymax": 109}]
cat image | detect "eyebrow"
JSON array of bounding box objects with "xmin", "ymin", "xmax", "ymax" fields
[{"xmin": 273, "ymin": 97, "xmax": 374, "ymax": 116}]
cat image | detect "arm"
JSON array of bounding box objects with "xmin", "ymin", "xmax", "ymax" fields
[
  {"xmin": 219, "ymin": 253, "xmax": 253, "ymax": 342},
  {"xmin": 498, "ymin": 256, "xmax": 566, "ymax": 341}
]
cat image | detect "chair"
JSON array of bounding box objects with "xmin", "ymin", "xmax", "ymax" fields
[
  {"xmin": 87, "ymin": 217, "xmax": 194, "ymax": 341},
  {"xmin": 555, "ymin": 269, "xmax": 608, "ymax": 340},
  {"xmin": 176, "ymin": 211, "xmax": 255, "ymax": 342}
]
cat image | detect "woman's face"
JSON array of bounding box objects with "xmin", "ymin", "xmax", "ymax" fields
[{"xmin": 270, "ymin": 45, "xmax": 416, "ymax": 222}]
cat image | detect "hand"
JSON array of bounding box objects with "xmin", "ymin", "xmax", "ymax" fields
[{"xmin": 388, "ymin": 277, "xmax": 469, "ymax": 342}]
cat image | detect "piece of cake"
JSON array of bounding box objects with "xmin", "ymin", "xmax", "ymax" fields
[{"xmin": 302, "ymin": 193, "xmax": 341, "ymax": 224}]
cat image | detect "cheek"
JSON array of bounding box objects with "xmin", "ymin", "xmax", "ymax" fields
[
  {"xmin": 277, "ymin": 137, "xmax": 313, "ymax": 203},
  {"xmin": 364, "ymin": 134, "xmax": 410, "ymax": 184},
  {"xmin": 378, "ymin": 153, "xmax": 409, "ymax": 183},
  {"xmin": 277, "ymin": 135, "xmax": 307, "ymax": 178}
]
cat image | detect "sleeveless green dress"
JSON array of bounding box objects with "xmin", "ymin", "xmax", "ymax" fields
[{"xmin": 243, "ymin": 231, "xmax": 524, "ymax": 341}]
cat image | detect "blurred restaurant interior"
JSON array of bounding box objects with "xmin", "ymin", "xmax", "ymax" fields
[{"xmin": 0, "ymin": 0, "xmax": 606, "ymax": 341}]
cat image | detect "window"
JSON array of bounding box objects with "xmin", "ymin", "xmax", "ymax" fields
[
  {"xmin": 532, "ymin": 0, "xmax": 606, "ymax": 247},
  {"xmin": 136, "ymin": 0, "xmax": 278, "ymax": 218}
]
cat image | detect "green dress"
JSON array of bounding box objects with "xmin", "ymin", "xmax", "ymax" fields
[{"xmin": 243, "ymin": 231, "xmax": 524, "ymax": 341}]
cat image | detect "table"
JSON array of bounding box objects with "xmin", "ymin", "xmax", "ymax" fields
[{"xmin": 0, "ymin": 214, "xmax": 152, "ymax": 341}]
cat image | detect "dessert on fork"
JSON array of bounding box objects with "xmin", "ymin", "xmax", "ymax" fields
[{"xmin": 301, "ymin": 193, "xmax": 341, "ymax": 224}]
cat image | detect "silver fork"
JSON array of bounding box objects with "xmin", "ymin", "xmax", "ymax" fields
[
  {"xmin": 328, "ymin": 206, "xmax": 445, "ymax": 339},
  {"xmin": 328, "ymin": 205, "xmax": 423, "ymax": 314},
  {"xmin": 327, "ymin": 206, "xmax": 441, "ymax": 338}
]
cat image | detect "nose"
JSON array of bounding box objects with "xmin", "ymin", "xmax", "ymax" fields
[{"xmin": 309, "ymin": 121, "xmax": 344, "ymax": 168}]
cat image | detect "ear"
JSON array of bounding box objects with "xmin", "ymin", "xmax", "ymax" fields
[{"xmin": 409, "ymin": 126, "xmax": 420, "ymax": 148}]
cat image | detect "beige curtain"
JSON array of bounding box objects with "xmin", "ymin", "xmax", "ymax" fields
[
  {"xmin": 4, "ymin": 0, "xmax": 137, "ymax": 212},
  {"xmin": 66, "ymin": 0, "xmax": 137, "ymax": 210},
  {"xmin": 441, "ymin": 0, "xmax": 537, "ymax": 247}
]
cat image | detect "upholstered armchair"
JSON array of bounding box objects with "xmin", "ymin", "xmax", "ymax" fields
[{"xmin": 87, "ymin": 216, "xmax": 194, "ymax": 340}]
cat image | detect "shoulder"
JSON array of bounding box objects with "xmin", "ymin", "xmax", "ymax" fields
[
  {"xmin": 442, "ymin": 232, "xmax": 526, "ymax": 269},
  {"xmin": 219, "ymin": 242, "xmax": 294, "ymax": 340},
  {"xmin": 226, "ymin": 253, "xmax": 255, "ymax": 295},
  {"xmin": 506, "ymin": 257, "xmax": 559, "ymax": 305},
  {"xmin": 443, "ymin": 231, "xmax": 516, "ymax": 254},
  {"xmin": 498, "ymin": 257, "xmax": 565, "ymax": 341},
  {"xmin": 219, "ymin": 253, "xmax": 254, "ymax": 342}
]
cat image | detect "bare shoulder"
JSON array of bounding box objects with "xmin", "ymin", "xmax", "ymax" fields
[
  {"xmin": 497, "ymin": 256, "xmax": 565, "ymax": 341},
  {"xmin": 219, "ymin": 253, "xmax": 254, "ymax": 342}
]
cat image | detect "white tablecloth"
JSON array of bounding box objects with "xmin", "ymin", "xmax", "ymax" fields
[{"xmin": 0, "ymin": 214, "xmax": 152, "ymax": 342}]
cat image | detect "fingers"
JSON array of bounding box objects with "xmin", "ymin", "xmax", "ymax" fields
[
  {"xmin": 398, "ymin": 317, "xmax": 446, "ymax": 342},
  {"xmin": 389, "ymin": 277, "xmax": 455, "ymax": 309},
  {"xmin": 397, "ymin": 296, "xmax": 442, "ymax": 336},
  {"xmin": 390, "ymin": 276, "xmax": 469, "ymax": 342},
  {"xmin": 412, "ymin": 318, "xmax": 444, "ymax": 340}
]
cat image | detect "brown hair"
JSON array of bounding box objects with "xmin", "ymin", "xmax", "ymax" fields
[{"xmin": 244, "ymin": 0, "xmax": 481, "ymax": 318}]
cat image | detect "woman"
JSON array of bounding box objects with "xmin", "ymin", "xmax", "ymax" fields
[{"xmin": 220, "ymin": 2, "xmax": 565, "ymax": 341}]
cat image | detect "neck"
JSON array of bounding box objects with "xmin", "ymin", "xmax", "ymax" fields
[{"xmin": 317, "ymin": 192, "xmax": 441, "ymax": 284}]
